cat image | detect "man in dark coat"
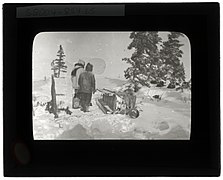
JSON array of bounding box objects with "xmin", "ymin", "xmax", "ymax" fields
[{"xmin": 78, "ymin": 63, "xmax": 96, "ymax": 112}]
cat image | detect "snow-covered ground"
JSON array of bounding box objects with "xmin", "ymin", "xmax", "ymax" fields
[{"xmin": 33, "ymin": 76, "xmax": 191, "ymax": 140}]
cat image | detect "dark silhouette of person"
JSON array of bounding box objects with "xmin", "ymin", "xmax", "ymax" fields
[{"xmin": 78, "ymin": 63, "xmax": 96, "ymax": 112}]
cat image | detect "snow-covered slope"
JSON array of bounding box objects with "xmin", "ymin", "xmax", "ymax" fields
[{"xmin": 33, "ymin": 75, "xmax": 191, "ymax": 140}]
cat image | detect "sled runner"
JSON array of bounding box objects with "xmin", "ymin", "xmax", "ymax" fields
[{"xmin": 96, "ymin": 88, "xmax": 139, "ymax": 119}]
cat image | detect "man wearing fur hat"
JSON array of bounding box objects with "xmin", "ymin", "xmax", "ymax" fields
[{"xmin": 71, "ymin": 59, "xmax": 85, "ymax": 108}]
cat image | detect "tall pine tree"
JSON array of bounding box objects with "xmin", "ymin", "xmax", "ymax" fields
[
  {"xmin": 51, "ymin": 45, "xmax": 67, "ymax": 78},
  {"xmin": 160, "ymin": 32, "xmax": 186, "ymax": 84},
  {"xmin": 122, "ymin": 31, "xmax": 162, "ymax": 86}
]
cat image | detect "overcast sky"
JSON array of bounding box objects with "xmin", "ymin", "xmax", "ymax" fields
[{"xmin": 33, "ymin": 32, "xmax": 191, "ymax": 81}]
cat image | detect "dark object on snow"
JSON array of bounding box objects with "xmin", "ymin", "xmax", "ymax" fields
[
  {"xmin": 45, "ymin": 101, "xmax": 58, "ymax": 116},
  {"xmin": 35, "ymin": 101, "xmax": 46, "ymax": 107},
  {"xmin": 46, "ymin": 101, "xmax": 72, "ymax": 115},
  {"xmin": 153, "ymin": 95, "xmax": 162, "ymax": 101},
  {"xmin": 150, "ymin": 80, "xmax": 157, "ymax": 84},
  {"xmin": 128, "ymin": 108, "xmax": 139, "ymax": 119},
  {"xmin": 156, "ymin": 81, "xmax": 165, "ymax": 87},
  {"xmin": 45, "ymin": 101, "xmax": 53, "ymax": 113},
  {"xmin": 96, "ymin": 88, "xmax": 139, "ymax": 118},
  {"xmin": 167, "ymin": 82, "xmax": 176, "ymax": 89},
  {"xmin": 65, "ymin": 108, "xmax": 72, "ymax": 115},
  {"xmin": 58, "ymin": 106, "xmax": 72, "ymax": 115}
]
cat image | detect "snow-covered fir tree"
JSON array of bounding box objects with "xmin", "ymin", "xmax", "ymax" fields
[
  {"xmin": 51, "ymin": 45, "xmax": 67, "ymax": 78},
  {"xmin": 122, "ymin": 31, "xmax": 162, "ymax": 86},
  {"xmin": 160, "ymin": 32, "xmax": 186, "ymax": 84}
]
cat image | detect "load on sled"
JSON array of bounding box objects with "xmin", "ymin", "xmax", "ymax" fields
[{"xmin": 96, "ymin": 88, "xmax": 140, "ymax": 119}]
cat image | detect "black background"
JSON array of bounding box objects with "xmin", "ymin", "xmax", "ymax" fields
[{"xmin": 3, "ymin": 3, "xmax": 220, "ymax": 176}]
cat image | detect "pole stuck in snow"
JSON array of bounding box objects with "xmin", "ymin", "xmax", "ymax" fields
[{"xmin": 51, "ymin": 75, "xmax": 58, "ymax": 118}]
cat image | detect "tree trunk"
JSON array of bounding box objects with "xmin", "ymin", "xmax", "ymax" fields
[
  {"xmin": 51, "ymin": 75, "xmax": 58, "ymax": 118},
  {"xmin": 58, "ymin": 68, "xmax": 60, "ymax": 78}
]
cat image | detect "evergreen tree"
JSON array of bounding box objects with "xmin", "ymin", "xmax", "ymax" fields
[
  {"xmin": 51, "ymin": 45, "xmax": 67, "ymax": 78},
  {"xmin": 122, "ymin": 31, "xmax": 162, "ymax": 86},
  {"xmin": 160, "ymin": 32, "xmax": 186, "ymax": 84}
]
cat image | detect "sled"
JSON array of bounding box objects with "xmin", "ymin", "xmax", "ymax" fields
[{"xmin": 96, "ymin": 88, "xmax": 139, "ymax": 119}]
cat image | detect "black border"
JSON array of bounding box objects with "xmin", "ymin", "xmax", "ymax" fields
[{"xmin": 3, "ymin": 3, "xmax": 220, "ymax": 176}]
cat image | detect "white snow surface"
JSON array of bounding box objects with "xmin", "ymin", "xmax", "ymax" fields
[{"xmin": 33, "ymin": 76, "xmax": 191, "ymax": 140}]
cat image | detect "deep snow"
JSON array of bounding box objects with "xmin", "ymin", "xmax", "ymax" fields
[{"xmin": 33, "ymin": 76, "xmax": 191, "ymax": 140}]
